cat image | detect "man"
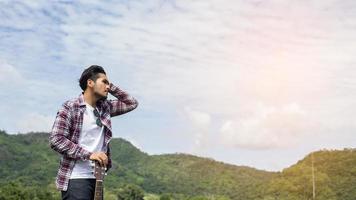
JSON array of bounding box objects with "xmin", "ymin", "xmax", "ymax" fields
[{"xmin": 49, "ymin": 65, "xmax": 138, "ymax": 200}]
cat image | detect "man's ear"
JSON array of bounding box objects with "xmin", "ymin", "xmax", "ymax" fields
[{"xmin": 87, "ymin": 79, "xmax": 94, "ymax": 88}]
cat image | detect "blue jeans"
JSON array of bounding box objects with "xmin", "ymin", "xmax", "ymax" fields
[{"xmin": 61, "ymin": 179, "xmax": 101, "ymax": 200}]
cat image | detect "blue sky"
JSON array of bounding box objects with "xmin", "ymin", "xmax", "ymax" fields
[{"xmin": 1, "ymin": 0, "xmax": 356, "ymax": 171}]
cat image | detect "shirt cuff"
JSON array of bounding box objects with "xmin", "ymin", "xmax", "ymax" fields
[{"xmin": 80, "ymin": 149, "xmax": 93, "ymax": 161}]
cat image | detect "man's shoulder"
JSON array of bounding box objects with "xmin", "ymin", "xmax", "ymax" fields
[{"xmin": 61, "ymin": 96, "xmax": 82, "ymax": 109}]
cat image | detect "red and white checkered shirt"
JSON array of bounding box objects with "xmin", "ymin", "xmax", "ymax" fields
[{"xmin": 49, "ymin": 83, "xmax": 138, "ymax": 191}]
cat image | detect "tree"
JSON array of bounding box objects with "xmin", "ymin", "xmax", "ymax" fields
[
  {"xmin": 117, "ymin": 184, "xmax": 145, "ymax": 200},
  {"xmin": 0, "ymin": 181, "xmax": 56, "ymax": 200},
  {"xmin": 160, "ymin": 193, "xmax": 172, "ymax": 200}
]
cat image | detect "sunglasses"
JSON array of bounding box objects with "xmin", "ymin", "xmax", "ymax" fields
[{"xmin": 93, "ymin": 109, "xmax": 103, "ymax": 127}]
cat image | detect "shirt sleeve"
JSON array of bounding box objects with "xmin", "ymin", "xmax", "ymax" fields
[
  {"xmin": 108, "ymin": 83, "xmax": 139, "ymax": 117},
  {"xmin": 106, "ymin": 143, "xmax": 112, "ymax": 172},
  {"xmin": 49, "ymin": 101, "xmax": 92, "ymax": 161}
]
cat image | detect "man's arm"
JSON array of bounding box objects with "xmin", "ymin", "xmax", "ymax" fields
[
  {"xmin": 49, "ymin": 102, "xmax": 92, "ymax": 161},
  {"xmin": 108, "ymin": 83, "xmax": 139, "ymax": 117}
]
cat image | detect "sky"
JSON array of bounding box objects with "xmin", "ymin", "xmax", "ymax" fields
[{"xmin": 1, "ymin": 0, "xmax": 356, "ymax": 171}]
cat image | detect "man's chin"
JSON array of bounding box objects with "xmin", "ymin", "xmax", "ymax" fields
[
  {"xmin": 95, "ymin": 93, "xmax": 108, "ymax": 101},
  {"xmin": 99, "ymin": 95, "xmax": 108, "ymax": 101}
]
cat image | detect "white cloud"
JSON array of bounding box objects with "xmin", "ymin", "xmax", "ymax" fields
[
  {"xmin": 181, "ymin": 106, "xmax": 212, "ymax": 148},
  {"xmin": 219, "ymin": 103, "xmax": 309, "ymax": 149},
  {"xmin": 0, "ymin": 59, "xmax": 24, "ymax": 84},
  {"xmin": 16, "ymin": 112, "xmax": 54, "ymax": 133},
  {"xmin": 183, "ymin": 106, "xmax": 211, "ymax": 128}
]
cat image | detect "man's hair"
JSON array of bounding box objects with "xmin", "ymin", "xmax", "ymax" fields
[{"xmin": 79, "ymin": 65, "xmax": 106, "ymax": 91}]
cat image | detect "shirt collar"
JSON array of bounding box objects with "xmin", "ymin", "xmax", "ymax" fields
[
  {"xmin": 78, "ymin": 93, "xmax": 104, "ymax": 108},
  {"xmin": 78, "ymin": 93, "xmax": 86, "ymax": 107}
]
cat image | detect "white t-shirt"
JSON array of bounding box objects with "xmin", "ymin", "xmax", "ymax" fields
[{"xmin": 70, "ymin": 103, "xmax": 105, "ymax": 179}]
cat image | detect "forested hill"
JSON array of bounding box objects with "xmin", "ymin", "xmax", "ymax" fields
[
  {"xmin": 0, "ymin": 130, "xmax": 355, "ymax": 200},
  {"xmin": 267, "ymin": 149, "xmax": 356, "ymax": 200}
]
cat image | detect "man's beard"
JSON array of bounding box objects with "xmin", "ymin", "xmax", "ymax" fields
[{"xmin": 94, "ymin": 91, "xmax": 108, "ymax": 101}]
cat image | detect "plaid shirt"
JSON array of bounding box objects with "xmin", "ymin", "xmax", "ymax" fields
[{"xmin": 49, "ymin": 83, "xmax": 138, "ymax": 191}]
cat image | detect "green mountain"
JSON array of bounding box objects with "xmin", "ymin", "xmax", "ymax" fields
[
  {"xmin": 265, "ymin": 149, "xmax": 356, "ymax": 200},
  {"xmin": 0, "ymin": 130, "xmax": 355, "ymax": 200}
]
